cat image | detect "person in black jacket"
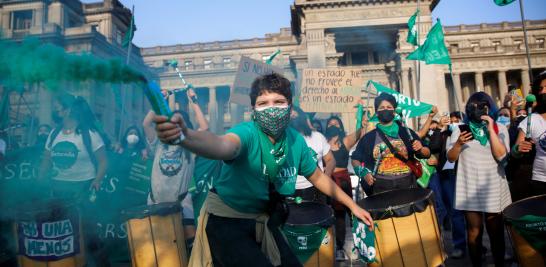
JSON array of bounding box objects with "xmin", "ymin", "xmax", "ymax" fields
[{"xmin": 352, "ymin": 93, "xmax": 430, "ymax": 195}]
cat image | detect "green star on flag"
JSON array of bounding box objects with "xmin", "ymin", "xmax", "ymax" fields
[
  {"xmin": 407, "ymin": 19, "xmax": 451, "ymax": 65},
  {"xmin": 407, "ymin": 10, "xmax": 420, "ymax": 46},
  {"xmin": 494, "ymin": 0, "xmax": 516, "ymax": 6},
  {"xmin": 122, "ymin": 13, "xmax": 136, "ymax": 48}
]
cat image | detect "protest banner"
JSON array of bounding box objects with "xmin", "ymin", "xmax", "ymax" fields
[
  {"xmin": 368, "ymin": 80, "xmax": 433, "ymax": 119},
  {"xmin": 299, "ymin": 68, "xmax": 366, "ymax": 113},
  {"xmin": 231, "ymin": 56, "xmax": 284, "ymax": 106}
]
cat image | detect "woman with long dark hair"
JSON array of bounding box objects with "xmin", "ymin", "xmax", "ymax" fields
[
  {"xmin": 447, "ymin": 92, "xmax": 511, "ymax": 267},
  {"xmin": 290, "ymin": 106, "xmax": 335, "ymax": 202},
  {"xmin": 39, "ymin": 93, "xmax": 107, "ymax": 195},
  {"xmin": 324, "ymin": 115, "xmax": 365, "ymax": 261}
]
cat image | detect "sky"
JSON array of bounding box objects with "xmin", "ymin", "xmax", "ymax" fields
[{"xmin": 82, "ymin": 0, "xmax": 546, "ymax": 47}]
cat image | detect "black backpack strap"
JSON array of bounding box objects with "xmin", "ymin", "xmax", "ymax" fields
[
  {"xmin": 376, "ymin": 128, "xmax": 408, "ymax": 163},
  {"xmin": 81, "ymin": 129, "xmax": 98, "ymax": 169},
  {"xmin": 47, "ymin": 127, "xmax": 62, "ymax": 150}
]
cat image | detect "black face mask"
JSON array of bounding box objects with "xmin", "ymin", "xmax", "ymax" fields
[
  {"xmin": 469, "ymin": 105, "xmax": 488, "ymax": 122},
  {"xmin": 377, "ymin": 110, "xmax": 395, "ymax": 123},
  {"xmin": 325, "ymin": 126, "xmax": 340, "ymax": 140},
  {"xmin": 515, "ymin": 115, "xmax": 526, "ymax": 124},
  {"xmin": 536, "ymin": 93, "xmax": 546, "ymax": 114}
]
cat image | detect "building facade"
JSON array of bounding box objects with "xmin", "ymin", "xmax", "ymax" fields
[
  {"xmin": 0, "ymin": 0, "xmax": 154, "ymax": 145},
  {"xmin": 2, "ymin": 0, "xmax": 545, "ymax": 141},
  {"xmin": 142, "ymin": 0, "xmax": 546, "ymax": 133}
]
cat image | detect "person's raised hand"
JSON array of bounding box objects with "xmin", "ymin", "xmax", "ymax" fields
[
  {"xmin": 517, "ymin": 140, "xmax": 534, "ymax": 153},
  {"xmin": 457, "ymin": 131, "xmax": 473, "ymax": 146}
]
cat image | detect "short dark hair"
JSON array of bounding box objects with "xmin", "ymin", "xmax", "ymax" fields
[
  {"xmin": 532, "ymin": 70, "xmax": 546, "ymax": 96},
  {"xmin": 374, "ymin": 93, "xmax": 398, "ymax": 111},
  {"xmin": 250, "ymin": 73, "xmax": 292, "ymax": 107},
  {"xmin": 465, "ymin": 92, "xmax": 498, "ymax": 122},
  {"xmin": 450, "ymin": 111, "xmax": 464, "ymax": 120}
]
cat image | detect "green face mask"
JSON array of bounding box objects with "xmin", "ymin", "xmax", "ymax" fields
[{"xmin": 253, "ymin": 106, "xmax": 291, "ymax": 138}]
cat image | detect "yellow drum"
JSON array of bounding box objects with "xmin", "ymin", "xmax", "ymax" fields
[
  {"xmin": 283, "ymin": 201, "xmax": 335, "ymax": 267},
  {"xmin": 503, "ymin": 194, "xmax": 546, "ymax": 267},
  {"xmin": 358, "ymin": 188, "xmax": 446, "ymax": 267},
  {"xmin": 13, "ymin": 199, "xmax": 85, "ymax": 267},
  {"xmin": 123, "ymin": 202, "xmax": 187, "ymax": 267}
]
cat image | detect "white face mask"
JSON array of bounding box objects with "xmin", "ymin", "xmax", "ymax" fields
[
  {"xmin": 126, "ymin": 134, "xmax": 139, "ymax": 145},
  {"xmin": 448, "ymin": 122, "xmax": 462, "ymax": 132}
]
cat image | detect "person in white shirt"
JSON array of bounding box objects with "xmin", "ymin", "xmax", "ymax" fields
[
  {"xmin": 514, "ymin": 71, "xmax": 546, "ymax": 196},
  {"xmin": 39, "ymin": 93, "xmax": 107, "ymax": 198},
  {"xmin": 38, "ymin": 93, "xmax": 109, "ymax": 266},
  {"xmin": 290, "ymin": 106, "xmax": 335, "ymax": 202},
  {"xmin": 143, "ymin": 87, "xmax": 208, "ymax": 253}
]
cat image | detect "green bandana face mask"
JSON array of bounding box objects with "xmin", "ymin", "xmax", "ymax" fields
[
  {"xmin": 253, "ymin": 106, "xmax": 291, "ymax": 138},
  {"xmin": 468, "ymin": 121, "xmax": 489, "ymax": 146},
  {"xmin": 376, "ymin": 121, "xmax": 399, "ymax": 138}
]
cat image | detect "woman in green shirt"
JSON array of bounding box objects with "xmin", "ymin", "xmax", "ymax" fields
[{"xmin": 153, "ymin": 73, "xmax": 373, "ymax": 267}]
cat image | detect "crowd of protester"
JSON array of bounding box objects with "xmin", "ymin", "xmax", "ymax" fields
[{"xmin": 0, "ymin": 70, "xmax": 545, "ymax": 267}]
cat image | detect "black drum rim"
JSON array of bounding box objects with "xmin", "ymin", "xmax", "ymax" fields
[{"xmin": 285, "ymin": 201, "xmax": 335, "ymax": 228}]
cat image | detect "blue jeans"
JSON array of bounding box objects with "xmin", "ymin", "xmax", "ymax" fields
[{"xmin": 439, "ymin": 169, "xmax": 467, "ymax": 251}]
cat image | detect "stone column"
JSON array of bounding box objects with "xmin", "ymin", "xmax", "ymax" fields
[
  {"xmin": 521, "ymin": 69, "xmax": 531, "ymax": 95},
  {"xmin": 38, "ymin": 85, "xmax": 52, "ymax": 125},
  {"xmin": 208, "ymin": 87, "xmax": 218, "ymax": 134},
  {"xmin": 306, "ymin": 29, "xmax": 326, "ymax": 68},
  {"xmin": 474, "ymin": 71, "xmax": 484, "ymax": 92},
  {"xmin": 497, "ymin": 70, "xmax": 508, "ymax": 96},
  {"xmin": 401, "ymin": 69, "xmax": 411, "ymax": 96},
  {"xmin": 451, "ymin": 72, "xmax": 465, "ymax": 111},
  {"xmin": 215, "ymin": 86, "xmax": 227, "ymax": 134}
]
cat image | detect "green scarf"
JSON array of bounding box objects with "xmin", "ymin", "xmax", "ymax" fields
[
  {"xmin": 469, "ymin": 121, "xmax": 489, "ymax": 146},
  {"xmin": 256, "ymin": 123, "xmax": 288, "ymax": 183},
  {"xmin": 377, "ymin": 122, "xmax": 399, "ymax": 138}
]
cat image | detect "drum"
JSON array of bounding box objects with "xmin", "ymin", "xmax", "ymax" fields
[
  {"xmin": 13, "ymin": 198, "xmax": 85, "ymax": 267},
  {"xmin": 283, "ymin": 201, "xmax": 335, "ymax": 267},
  {"xmin": 122, "ymin": 202, "xmax": 187, "ymax": 267},
  {"xmin": 503, "ymin": 194, "xmax": 546, "ymax": 267},
  {"xmin": 358, "ymin": 188, "xmax": 446, "ymax": 267}
]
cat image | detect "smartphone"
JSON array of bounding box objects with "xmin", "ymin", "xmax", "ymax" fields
[{"xmin": 458, "ymin": 124, "xmax": 474, "ymax": 140}]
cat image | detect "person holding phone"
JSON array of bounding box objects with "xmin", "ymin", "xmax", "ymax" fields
[{"xmin": 447, "ymin": 92, "xmax": 511, "ymax": 267}]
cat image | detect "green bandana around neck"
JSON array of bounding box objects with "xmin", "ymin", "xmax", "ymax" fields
[
  {"xmin": 256, "ymin": 123, "xmax": 289, "ymax": 184},
  {"xmin": 376, "ymin": 122, "xmax": 399, "ymax": 138},
  {"xmin": 468, "ymin": 121, "xmax": 489, "ymax": 146}
]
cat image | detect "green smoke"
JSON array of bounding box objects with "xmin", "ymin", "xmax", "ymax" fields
[{"xmin": 0, "ymin": 37, "xmax": 145, "ymax": 90}]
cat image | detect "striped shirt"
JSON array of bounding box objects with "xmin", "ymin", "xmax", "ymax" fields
[{"xmin": 447, "ymin": 124, "xmax": 512, "ymax": 213}]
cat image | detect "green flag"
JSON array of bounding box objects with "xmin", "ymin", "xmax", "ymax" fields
[
  {"xmin": 122, "ymin": 14, "xmax": 136, "ymax": 48},
  {"xmin": 494, "ymin": 0, "xmax": 516, "ymax": 6},
  {"xmin": 370, "ymin": 81, "xmax": 433, "ymax": 118},
  {"xmin": 406, "ymin": 10, "xmax": 420, "ymax": 46},
  {"xmin": 407, "ymin": 20, "xmax": 451, "ymax": 65}
]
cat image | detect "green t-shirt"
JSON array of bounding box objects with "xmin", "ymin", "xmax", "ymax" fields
[{"xmin": 214, "ymin": 122, "xmax": 318, "ymax": 213}]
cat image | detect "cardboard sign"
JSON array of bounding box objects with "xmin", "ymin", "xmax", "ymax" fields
[
  {"xmin": 299, "ymin": 68, "xmax": 365, "ymax": 113},
  {"xmin": 231, "ymin": 56, "xmax": 284, "ymax": 106}
]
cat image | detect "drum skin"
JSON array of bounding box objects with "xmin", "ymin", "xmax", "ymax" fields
[
  {"xmin": 13, "ymin": 200, "xmax": 86, "ymax": 267},
  {"xmin": 503, "ymin": 194, "xmax": 546, "ymax": 267},
  {"xmin": 123, "ymin": 203, "xmax": 187, "ymax": 267},
  {"xmin": 358, "ymin": 188, "xmax": 446, "ymax": 267},
  {"xmin": 285, "ymin": 202, "xmax": 335, "ymax": 267}
]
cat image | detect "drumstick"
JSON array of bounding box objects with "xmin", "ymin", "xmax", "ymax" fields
[{"xmin": 372, "ymin": 144, "xmax": 387, "ymax": 176}]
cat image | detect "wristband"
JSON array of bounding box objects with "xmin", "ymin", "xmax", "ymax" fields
[{"xmin": 355, "ymin": 166, "xmax": 372, "ymax": 178}]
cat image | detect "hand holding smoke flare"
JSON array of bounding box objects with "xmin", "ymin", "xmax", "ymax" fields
[{"xmin": 143, "ymin": 81, "xmax": 186, "ymax": 144}]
